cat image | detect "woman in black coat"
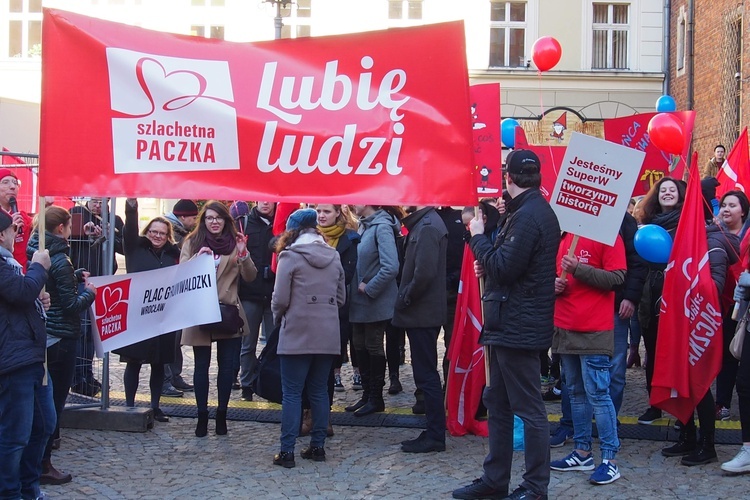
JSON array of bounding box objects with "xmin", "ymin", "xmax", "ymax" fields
[
  {"xmin": 26, "ymin": 206, "xmax": 96, "ymax": 484},
  {"xmin": 114, "ymin": 199, "xmax": 181, "ymax": 422}
]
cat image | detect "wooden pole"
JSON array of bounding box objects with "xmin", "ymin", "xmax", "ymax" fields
[{"xmin": 560, "ymin": 234, "xmax": 580, "ymax": 280}]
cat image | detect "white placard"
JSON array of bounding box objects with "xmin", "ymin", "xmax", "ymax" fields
[
  {"xmin": 550, "ymin": 132, "xmax": 646, "ymax": 246},
  {"xmin": 88, "ymin": 254, "xmax": 221, "ymax": 357}
]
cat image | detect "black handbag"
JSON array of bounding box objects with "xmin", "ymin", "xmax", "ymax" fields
[
  {"xmin": 250, "ymin": 324, "xmax": 282, "ymax": 404},
  {"xmin": 200, "ymin": 302, "xmax": 243, "ymax": 335}
]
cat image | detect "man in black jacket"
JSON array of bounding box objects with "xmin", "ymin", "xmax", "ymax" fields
[
  {"xmin": 454, "ymin": 150, "xmax": 560, "ymax": 500},
  {"xmin": 0, "ymin": 210, "xmax": 54, "ymax": 500},
  {"xmin": 393, "ymin": 206, "xmax": 448, "ymax": 453},
  {"xmin": 237, "ymin": 201, "xmax": 277, "ymax": 401}
]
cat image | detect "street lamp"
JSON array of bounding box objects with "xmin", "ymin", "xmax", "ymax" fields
[{"xmin": 265, "ymin": 0, "xmax": 292, "ymax": 40}]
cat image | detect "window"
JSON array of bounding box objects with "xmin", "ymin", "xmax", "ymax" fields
[
  {"xmin": 676, "ymin": 7, "xmax": 686, "ymax": 73},
  {"xmin": 388, "ymin": 0, "xmax": 423, "ymax": 20},
  {"xmin": 592, "ymin": 3, "xmax": 629, "ymax": 69},
  {"xmin": 280, "ymin": 0, "xmax": 312, "ymax": 39},
  {"xmin": 190, "ymin": 25, "xmax": 225, "ymax": 40},
  {"xmin": 489, "ymin": 1, "xmax": 526, "ymax": 68},
  {"xmin": 6, "ymin": 0, "xmax": 42, "ymax": 58}
]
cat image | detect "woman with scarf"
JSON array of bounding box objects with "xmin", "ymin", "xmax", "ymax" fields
[
  {"xmin": 114, "ymin": 199, "xmax": 182, "ymax": 423},
  {"xmin": 181, "ymin": 201, "xmax": 257, "ymax": 437},
  {"xmin": 636, "ymin": 177, "xmax": 686, "ymax": 425},
  {"xmin": 660, "ymin": 188, "xmax": 740, "ymax": 465}
]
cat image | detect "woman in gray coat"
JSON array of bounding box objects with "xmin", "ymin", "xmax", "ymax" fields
[{"xmin": 271, "ymin": 209, "xmax": 346, "ymax": 468}]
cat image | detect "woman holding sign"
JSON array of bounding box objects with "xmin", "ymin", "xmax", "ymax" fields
[
  {"xmin": 114, "ymin": 199, "xmax": 181, "ymax": 423},
  {"xmin": 636, "ymin": 177, "xmax": 686, "ymax": 425},
  {"xmin": 181, "ymin": 201, "xmax": 257, "ymax": 438}
]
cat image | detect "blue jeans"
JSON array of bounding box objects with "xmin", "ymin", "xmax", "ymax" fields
[
  {"xmin": 238, "ymin": 300, "xmax": 274, "ymax": 389},
  {"xmin": 0, "ymin": 364, "xmax": 56, "ymax": 500},
  {"xmin": 279, "ymin": 354, "xmax": 335, "ymax": 452},
  {"xmin": 193, "ymin": 337, "xmax": 240, "ymax": 412},
  {"xmin": 610, "ymin": 314, "xmax": 629, "ymax": 415},
  {"xmin": 561, "ymin": 354, "xmax": 619, "ymax": 460}
]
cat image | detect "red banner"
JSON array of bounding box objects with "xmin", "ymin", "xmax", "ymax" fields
[
  {"xmin": 470, "ymin": 84, "xmax": 501, "ymax": 195},
  {"xmin": 716, "ymin": 127, "xmax": 750, "ymax": 198},
  {"xmin": 603, "ymin": 111, "xmax": 696, "ymax": 196},
  {"xmin": 446, "ymin": 244, "xmax": 488, "ymax": 437},
  {"xmin": 514, "ymin": 128, "xmax": 563, "ymax": 201},
  {"xmin": 650, "ymin": 154, "xmax": 723, "ymax": 423},
  {"xmin": 40, "ymin": 9, "xmax": 475, "ymax": 206}
]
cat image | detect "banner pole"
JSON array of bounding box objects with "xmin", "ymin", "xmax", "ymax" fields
[
  {"xmin": 560, "ymin": 234, "xmax": 580, "ymax": 280},
  {"xmin": 38, "ymin": 199, "xmax": 48, "ymax": 386},
  {"xmin": 100, "ymin": 197, "xmax": 116, "ymax": 410}
]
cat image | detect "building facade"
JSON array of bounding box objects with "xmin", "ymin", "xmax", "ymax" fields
[
  {"xmin": 1, "ymin": 0, "xmax": 667, "ymax": 154},
  {"xmin": 668, "ymin": 0, "xmax": 747, "ymax": 160}
]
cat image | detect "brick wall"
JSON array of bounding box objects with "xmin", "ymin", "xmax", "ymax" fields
[{"xmin": 669, "ymin": 1, "xmax": 748, "ymax": 162}]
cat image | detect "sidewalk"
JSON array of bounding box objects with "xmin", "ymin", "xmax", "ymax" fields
[{"xmin": 49, "ymin": 336, "xmax": 746, "ymax": 499}]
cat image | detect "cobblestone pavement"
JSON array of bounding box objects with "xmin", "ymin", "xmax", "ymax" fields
[{"xmin": 48, "ymin": 336, "xmax": 746, "ymax": 499}]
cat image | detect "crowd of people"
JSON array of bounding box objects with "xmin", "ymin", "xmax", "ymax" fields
[{"xmin": 3, "ymin": 143, "xmax": 750, "ymax": 499}]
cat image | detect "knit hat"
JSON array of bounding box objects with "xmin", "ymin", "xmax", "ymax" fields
[
  {"xmin": 0, "ymin": 168, "xmax": 18, "ymax": 181},
  {"xmin": 230, "ymin": 201, "xmax": 250, "ymax": 219},
  {"xmin": 286, "ymin": 208, "xmax": 318, "ymax": 231},
  {"xmin": 0, "ymin": 211, "xmax": 13, "ymax": 232},
  {"xmin": 172, "ymin": 199, "xmax": 198, "ymax": 216}
]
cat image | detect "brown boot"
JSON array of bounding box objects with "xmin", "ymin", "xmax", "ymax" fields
[
  {"xmin": 300, "ymin": 409, "xmax": 312, "ymax": 436},
  {"xmin": 40, "ymin": 459, "xmax": 72, "ymax": 485},
  {"xmin": 327, "ymin": 418, "xmax": 334, "ymax": 437}
]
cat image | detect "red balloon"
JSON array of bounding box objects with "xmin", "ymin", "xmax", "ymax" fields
[
  {"xmin": 648, "ymin": 113, "xmax": 685, "ymax": 155},
  {"xmin": 532, "ymin": 36, "xmax": 562, "ymax": 72}
]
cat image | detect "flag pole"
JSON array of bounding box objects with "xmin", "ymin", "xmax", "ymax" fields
[
  {"xmin": 38, "ymin": 198, "xmax": 47, "ymax": 385},
  {"xmin": 475, "ymin": 206, "xmax": 490, "ymax": 387}
]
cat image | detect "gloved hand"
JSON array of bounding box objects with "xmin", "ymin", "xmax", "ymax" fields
[{"xmin": 734, "ymin": 271, "xmax": 750, "ymax": 302}]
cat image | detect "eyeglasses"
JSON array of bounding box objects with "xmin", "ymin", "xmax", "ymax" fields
[
  {"xmin": 147, "ymin": 229, "xmax": 167, "ymax": 237},
  {"xmin": 205, "ymin": 216, "xmax": 225, "ymax": 223},
  {"xmin": 0, "ymin": 178, "xmax": 20, "ymax": 186}
]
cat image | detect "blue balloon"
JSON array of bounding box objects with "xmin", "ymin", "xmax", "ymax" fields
[
  {"xmin": 634, "ymin": 224, "xmax": 673, "ymax": 264},
  {"xmin": 501, "ymin": 118, "xmax": 520, "ymax": 148},
  {"xmin": 655, "ymin": 95, "xmax": 677, "ymax": 112}
]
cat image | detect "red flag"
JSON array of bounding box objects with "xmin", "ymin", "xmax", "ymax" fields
[
  {"xmin": 603, "ymin": 111, "xmax": 696, "ymax": 196},
  {"xmin": 650, "ymin": 153, "xmax": 723, "ymax": 423},
  {"xmin": 514, "ymin": 129, "xmax": 565, "ymax": 201},
  {"xmin": 471, "ymin": 83, "xmax": 502, "ymax": 195},
  {"xmin": 446, "ymin": 244, "xmax": 488, "ymax": 437},
  {"xmin": 270, "ymin": 202, "xmax": 301, "ymax": 273},
  {"xmin": 716, "ymin": 127, "xmax": 750, "ymax": 198}
]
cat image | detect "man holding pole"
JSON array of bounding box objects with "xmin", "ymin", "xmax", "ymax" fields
[{"xmin": 453, "ymin": 150, "xmax": 560, "ymax": 500}]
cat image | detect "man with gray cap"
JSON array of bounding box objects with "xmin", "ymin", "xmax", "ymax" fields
[
  {"xmin": 453, "ymin": 150, "xmax": 560, "ymax": 500},
  {"xmin": 163, "ymin": 199, "xmax": 200, "ymax": 392}
]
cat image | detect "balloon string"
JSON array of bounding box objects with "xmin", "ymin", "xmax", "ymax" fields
[{"xmin": 537, "ymin": 70, "xmax": 558, "ymax": 177}]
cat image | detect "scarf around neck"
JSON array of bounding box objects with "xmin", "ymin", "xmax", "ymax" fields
[
  {"xmin": 318, "ymin": 224, "xmax": 346, "ymax": 249},
  {"xmin": 204, "ymin": 231, "xmax": 236, "ymax": 256}
]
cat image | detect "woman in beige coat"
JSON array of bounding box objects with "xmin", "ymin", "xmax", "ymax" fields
[
  {"xmin": 271, "ymin": 209, "xmax": 346, "ymax": 468},
  {"xmin": 181, "ymin": 201, "xmax": 256, "ymax": 437}
]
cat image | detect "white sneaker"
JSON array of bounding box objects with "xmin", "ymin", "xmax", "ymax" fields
[{"xmin": 721, "ymin": 446, "xmax": 750, "ymax": 473}]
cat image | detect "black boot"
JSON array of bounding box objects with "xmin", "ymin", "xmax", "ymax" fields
[
  {"xmin": 346, "ymin": 349, "xmax": 370, "ymax": 412},
  {"xmin": 388, "ymin": 375, "xmax": 403, "ymax": 395},
  {"xmin": 681, "ymin": 431, "xmax": 717, "ymax": 466},
  {"xmin": 662, "ymin": 419, "xmax": 697, "ymax": 457},
  {"xmin": 195, "ymin": 410, "xmax": 209, "ymax": 437},
  {"xmin": 215, "ymin": 409, "xmax": 228, "ymax": 435},
  {"xmin": 355, "ymin": 355, "xmax": 386, "ymax": 417}
]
